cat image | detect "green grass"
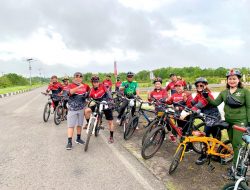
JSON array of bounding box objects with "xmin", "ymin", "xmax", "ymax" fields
[{"xmin": 0, "ymin": 84, "xmax": 45, "ymax": 94}]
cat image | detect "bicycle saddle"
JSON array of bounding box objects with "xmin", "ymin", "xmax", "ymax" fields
[{"xmin": 212, "ymin": 121, "xmax": 229, "ymax": 130}]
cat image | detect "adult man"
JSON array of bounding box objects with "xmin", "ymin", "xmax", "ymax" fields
[
  {"xmin": 117, "ymin": 72, "xmax": 139, "ymax": 123},
  {"xmin": 66, "ymin": 72, "xmax": 90, "ymax": 150},
  {"xmin": 46, "ymin": 75, "xmax": 63, "ymax": 110},
  {"xmin": 115, "ymin": 76, "xmax": 122, "ymax": 92},
  {"xmin": 166, "ymin": 73, "xmax": 178, "ymax": 96},
  {"xmin": 102, "ymin": 74, "xmax": 113, "ymax": 92}
]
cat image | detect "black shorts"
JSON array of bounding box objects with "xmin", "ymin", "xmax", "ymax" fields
[
  {"xmin": 90, "ymin": 106, "xmax": 113, "ymax": 121},
  {"xmin": 63, "ymin": 100, "xmax": 68, "ymax": 109}
]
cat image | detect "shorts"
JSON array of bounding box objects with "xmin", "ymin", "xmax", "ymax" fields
[
  {"xmin": 90, "ymin": 105, "xmax": 113, "ymax": 121},
  {"xmin": 67, "ymin": 109, "xmax": 84, "ymax": 128}
]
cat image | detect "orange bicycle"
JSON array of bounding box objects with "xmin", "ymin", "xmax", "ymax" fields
[{"xmin": 168, "ymin": 130, "xmax": 234, "ymax": 175}]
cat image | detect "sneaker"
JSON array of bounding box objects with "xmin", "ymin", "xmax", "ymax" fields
[
  {"xmin": 66, "ymin": 142, "xmax": 72, "ymax": 150},
  {"xmin": 116, "ymin": 118, "xmax": 121, "ymax": 124},
  {"xmin": 75, "ymin": 138, "xmax": 85, "ymax": 145},
  {"xmin": 195, "ymin": 155, "xmax": 207, "ymax": 165},
  {"xmin": 169, "ymin": 134, "xmax": 176, "ymax": 143},
  {"xmin": 108, "ymin": 137, "xmax": 114, "ymax": 144}
]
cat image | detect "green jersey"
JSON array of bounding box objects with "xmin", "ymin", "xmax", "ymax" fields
[{"xmin": 121, "ymin": 81, "xmax": 138, "ymax": 96}]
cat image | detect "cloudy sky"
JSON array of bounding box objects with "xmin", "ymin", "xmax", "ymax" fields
[{"xmin": 0, "ymin": 0, "xmax": 249, "ymax": 77}]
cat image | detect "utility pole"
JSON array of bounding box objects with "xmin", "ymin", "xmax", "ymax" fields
[{"xmin": 26, "ymin": 58, "xmax": 34, "ymax": 86}]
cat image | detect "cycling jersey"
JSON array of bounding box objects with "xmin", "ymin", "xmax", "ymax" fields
[
  {"xmin": 68, "ymin": 83, "xmax": 90, "ymax": 111},
  {"xmin": 115, "ymin": 81, "xmax": 122, "ymax": 88},
  {"xmin": 191, "ymin": 91, "xmax": 215, "ymax": 111},
  {"xmin": 121, "ymin": 81, "xmax": 138, "ymax": 97},
  {"xmin": 89, "ymin": 84, "xmax": 111, "ymax": 101},
  {"xmin": 148, "ymin": 88, "xmax": 168, "ymax": 102},
  {"xmin": 102, "ymin": 79, "xmax": 112, "ymax": 91},
  {"xmin": 62, "ymin": 84, "xmax": 70, "ymax": 97},
  {"xmin": 166, "ymin": 81, "xmax": 177, "ymax": 95},
  {"xmin": 166, "ymin": 91, "xmax": 192, "ymax": 109},
  {"xmin": 47, "ymin": 82, "xmax": 63, "ymax": 95}
]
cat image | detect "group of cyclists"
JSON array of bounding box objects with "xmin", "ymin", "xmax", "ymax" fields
[{"xmin": 44, "ymin": 68, "xmax": 250, "ymax": 183}]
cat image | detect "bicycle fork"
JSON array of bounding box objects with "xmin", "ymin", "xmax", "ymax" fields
[{"xmin": 86, "ymin": 116, "xmax": 98, "ymax": 135}]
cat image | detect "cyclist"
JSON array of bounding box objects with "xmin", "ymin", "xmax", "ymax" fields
[
  {"xmin": 166, "ymin": 80, "xmax": 192, "ymax": 143},
  {"xmin": 202, "ymin": 69, "xmax": 250, "ymax": 178},
  {"xmin": 89, "ymin": 75, "xmax": 115, "ymax": 143},
  {"xmin": 115, "ymin": 76, "xmax": 122, "ymax": 92},
  {"xmin": 102, "ymin": 74, "xmax": 113, "ymax": 92},
  {"xmin": 190, "ymin": 77, "xmax": 221, "ymax": 165},
  {"xmin": 177, "ymin": 75, "xmax": 187, "ymax": 90},
  {"xmin": 148, "ymin": 77, "xmax": 168, "ymax": 109},
  {"xmin": 66, "ymin": 72, "xmax": 90, "ymax": 150},
  {"xmin": 166, "ymin": 73, "xmax": 178, "ymax": 96},
  {"xmin": 46, "ymin": 75, "xmax": 63, "ymax": 110},
  {"xmin": 60, "ymin": 76, "xmax": 70, "ymax": 120},
  {"xmin": 116, "ymin": 71, "xmax": 139, "ymax": 123}
]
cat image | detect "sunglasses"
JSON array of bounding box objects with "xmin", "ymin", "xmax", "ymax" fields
[
  {"xmin": 196, "ymin": 84, "xmax": 204, "ymax": 88},
  {"xmin": 127, "ymin": 76, "xmax": 133, "ymax": 78},
  {"xmin": 74, "ymin": 75, "xmax": 83, "ymax": 78}
]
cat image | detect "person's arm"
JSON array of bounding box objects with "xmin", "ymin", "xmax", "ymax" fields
[
  {"xmin": 70, "ymin": 84, "xmax": 83, "ymax": 95},
  {"xmin": 245, "ymin": 89, "xmax": 250, "ymax": 124},
  {"xmin": 119, "ymin": 82, "xmax": 125, "ymax": 91},
  {"xmin": 166, "ymin": 96, "xmax": 173, "ymax": 105},
  {"xmin": 205, "ymin": 91, "xmax": 224, "ymax": 106}
]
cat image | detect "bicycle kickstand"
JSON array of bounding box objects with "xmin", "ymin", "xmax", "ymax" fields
[{"xmin": 207, "ymin": 156, "xmax": 215, "ymax": 172}]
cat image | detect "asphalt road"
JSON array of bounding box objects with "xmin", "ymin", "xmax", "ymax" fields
[{"xmin": 0, "ymin": 88, "xmax": 166, "ymax": 190}]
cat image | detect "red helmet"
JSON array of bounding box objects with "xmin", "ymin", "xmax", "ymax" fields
[
  {"xmin": 174, "ymin": 80, "xmax": 183, "ymax": 86},
  {"xmin": 91, "ymin": 75, "xmax": 100, "ymax": 82}
]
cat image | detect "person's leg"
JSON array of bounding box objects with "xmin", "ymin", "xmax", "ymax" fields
[
  {"xmin": 83, "ymin": 107, "xmax": 92, "ymax": 129},
  {"xmin": 66, "ymin": 110, "xmax": 77, "ymax": 150},
  {"xmin": 117, "ymin": 99, "xmax": 128, "ymax": 119},
  {"xmin": 105, "ymin": 109, "xmax": 115, "ymax": 143},
  {"xmin": 75, "ymin": 109, "xmax": 85, "ymax": 144}
]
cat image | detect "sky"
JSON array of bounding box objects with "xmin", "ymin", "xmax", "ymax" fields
[{"xmin": 0, "ymin": 0, "xmax": 249, "ymax": 77}]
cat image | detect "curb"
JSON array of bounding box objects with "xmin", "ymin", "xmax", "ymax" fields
[{"xmin": 0, "ymin": 88, "xmax": 35, "ymax": 98}]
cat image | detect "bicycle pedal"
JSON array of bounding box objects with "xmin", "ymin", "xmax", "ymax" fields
[{"xmin": 208, "ymin": 164, "xmax": 215, "ymax": 172}]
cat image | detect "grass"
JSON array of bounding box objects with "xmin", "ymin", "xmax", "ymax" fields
[{"xmin": 0, "ymin": 84, "xmax": 45, "ymax": 94}]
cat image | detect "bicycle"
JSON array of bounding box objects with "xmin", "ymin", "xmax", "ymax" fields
[
  {"xmin": 222, "ymin": 125, "xmax": 250, "ymax": 190},
  {"xmin": 54, "ymin": 95, "xmax": 68, "ymax": 125},
  {"xmin": 84, "ymin": 99, "xmax": 112, "ymax": 152},
  {"xmin": 111, "ymin": 91, "xmax": 123, "ymax": 113},
  {"xmin": 141, "ymin": 105, "xmax": 208, "ymax": 159},
  {"xmin": 41, "ymin": 92, "xmax": 55, "ymax": 122},
  {"xmin": 168, "ymin": 128, "xmax": 234, "ymax": 175},
  {"xmin": 123, "ymin": 97, "xmax": 156, "ymax": 140}
]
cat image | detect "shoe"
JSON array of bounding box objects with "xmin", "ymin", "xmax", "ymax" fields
[
  {"xmin": 116, "ymin": 118, "xmax": 121, "ymax": 124},
  {"xmin": 185, "ymin": 148, "xmax": 193, "ymax": 153},
  {"xmin": 195, "ymin": 155, "xmax": 207, "ymax": 165},
  {"xmin": 222, "ymin": 166, "xmax": 235, "ymax": 180},
  {"xmin": 169, "ymin": 134, "xmax": 176, "ymax": 143},
  {"xmin": 75, "ymin": 138, "xmax": 85, "ymax": 145},
  {"xmin": 108, "ymin": 137, "xmax": 114, "ymax": 144},
  {"xmin": 66, "ymin": 142, "xmax": 72, "ymax": 150}
]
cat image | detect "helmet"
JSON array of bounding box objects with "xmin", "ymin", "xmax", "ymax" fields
[
  {"xmin": 51, "ymin": 75, "xmax": 57, "ymax": 79},
  {"xmin": 73, "ymin": 72, "xmax": 83, "ymax": 77},
  {"xmin": 153, "ymin": 77, "xmax": 162, "ymax": 84},
  {"xmin": 91, "ymin": 75, "xmax": 100, "ymax": 82},
  {"xmin": 195, "ymin": 77, "xmax": 208, "ymax": 86},
  {"xmin": 169, "ymin": 73, "xmax": 176, "ymax": 78},
  {"xmin": 174, "ymin": 80, "xmax": 183, "ymax": 86},
  {"xmin": 62, "ymin": 76, "xmax": 69, "ymax": 81},
  {"xmin": 226, "ymin": 69, "xmax": 242, "ymax": 78},
  {"xmin": 127, "ymin": 71, "xmax": 134, "ymax": 77}
]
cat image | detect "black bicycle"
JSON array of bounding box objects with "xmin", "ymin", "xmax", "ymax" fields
[
  {"xmin": 54, "ymin": 95, "xmax": 68, "ymax": 125},
  {"xmin": 41, "ymin": 92, "xmax": 54, "ymax": 122},
  {"xmin": 222, "ymin": 125, "xmax": 250, "ymax": 190}
]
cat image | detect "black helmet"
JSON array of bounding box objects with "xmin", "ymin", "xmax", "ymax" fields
[
  {"xmin": 153, "ymin": 77, "xmax": 162, "ymax": 84},
  {"xmin": 91, "ymin": 75, "xmax": 100, "ymax": 82},
  {"xmin": 62, "ymin": 76, "xmax": 69, "ymax": 81},
  {"xmin": 127, "ymin": 71, "xmax": 134, "ymax": 77},
  {"xmin": 73, "ymin": 72, "xmax": 83, "ymax": 77},
  {"xmin": 195, "ymin": 77, "xmax": 208, "ymax": 86},
  {"xmin": 226, "ymin": 69, "xmax": 242, "ymax": 78}
]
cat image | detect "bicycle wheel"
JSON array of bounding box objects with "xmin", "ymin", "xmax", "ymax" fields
[
  {"xmin": 142, "ymin": 119, "xmax": 158, "ymax": 146},
  {"xmin": 43, "ymin": 102, "xmax": 51, "ymax": 122},
  {"xmin": 95, "ymin": 115, "xmax": 102, "ymax": 137},
  {"xmin": 124, "ymin": 115, "xmax": 139, "ymax": 140},
  {"xmin": 215, "ymin": 140, "xmax": 233, "ymax": 163},
  {"xmin": 169, "ymin": 145, "xmax": 184, "ymax": 175},
  {"xmin": 141, "ymin": 126, "xmax": 165, "ymax": 159},
  {"xmin": 54, "ymin": 105, "xmax": 63, "ymax": 125},
  {"xmin": 222, "ymin": 182, "xmax": 250, "ymax": 190},
  {"xmin": 84, "ymin": 119, "xmax": 95, "ymax": 152},
  {"xmin": 123, "ymin": 112, "xmax": 132, "ymax": 133}
]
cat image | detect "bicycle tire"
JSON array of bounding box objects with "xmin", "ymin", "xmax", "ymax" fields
[
  {"xmin": 84, "ymin": 119, "xmax": 95, "ymax": 152},
  {"xmin": 169, "ymin": 145, "xmax": 184, "ymax": 175},
  {"xmin": 43, "ymin": 102, "xmax": 51, "ymax": 122},
  {"xmin": 123, "ymin": 112, "xmax": 132, "ymax": 133},
  {"xmin": 222, "ymin": 181, "xmax": 250, "ymax": 190},
  {"xmin": 124, "ymin": 115, "xmax": 139, "ymax": 140},
  {"xmin": 54, "ymin": 105, "xmax": 63, "ymax": 125},
  {"xmin": 214, "ymin": 140, "xmax": 233, "ymax": 163},
  {"xmin": 141, "ymin": 126, "xmax": 165, "ymax": 160},
  {"xmin": 142, "ymin": 119, "xmax": 159, "ymax": 146},
  {"xmin": 95, "ymin": 115, "xmax": 102, "ymax": 137}
]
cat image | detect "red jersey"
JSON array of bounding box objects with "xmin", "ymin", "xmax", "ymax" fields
[
  {"xmin": 115, "ymin": 81, "xmax": 122, "ymax": 88},
  {"xmin": 47, "ymin": 82, "xmax": 63, "ymax": 95},
  {"xmin": 148, "ymin": 88, "xmax": 168, "ymax": 102},
  {"xmin": 166, "ymin": 81, "xmax": 177, "ymax": 95},
  {"xmin": 89, "ymin": 84, "xmax": 109, "ymax": 100},
  {"xmin": 166, "ymin": 91, "xmax": 192, "ymax": 109},
  {"xmin": 191, "ymin": 91, "xmax": 214, "ymax": 111},
  {"xmin": 103, "ymin": 79, "xmax": 112, "ymax": 91}
]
